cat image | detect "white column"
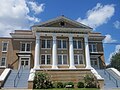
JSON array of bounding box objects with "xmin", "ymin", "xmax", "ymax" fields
[
  {"xmin": 84, "ymin": 35, "xmax": 92, "ymax": 69},
  {"xmin": 34, "ymin": 33, "xmax": 40, "ymax": 69},
  {"xmin": 69, "ymin": 35, "xmax": 76, "ymax": 69},
  {"xmin": 52, "ymin": 34, "xmax": 58, "ymax": 69}
]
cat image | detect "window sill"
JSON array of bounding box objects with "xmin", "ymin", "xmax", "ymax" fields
[
  {"xmin": 2, "ymin": 51, "xmax": 7, "ymax": 53},
  {"xmin": 0, "ymin": 66, "xmax": 6, "ymax": 68},
  {"xmin": 19, "ymin": 51, "xmax": 31, "ymax": 53}
]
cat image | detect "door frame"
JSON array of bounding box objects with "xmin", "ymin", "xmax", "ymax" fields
[
  {"xmin": 90, "ymin": 56, "xmax": 100, "ymax": 69},
  {"xmin": 19, "ymin": 56, "xmax": 30, "ymax": 70}
]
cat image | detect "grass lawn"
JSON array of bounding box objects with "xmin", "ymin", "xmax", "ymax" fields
[{"xmin": 34, "ymin": 88, "xmax": 99, "ymax": 90}]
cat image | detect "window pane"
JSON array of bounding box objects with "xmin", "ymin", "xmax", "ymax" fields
[
  {"xmin": 25, "ymin": 61, "xmax": 28, "ymax": 65},
  {"xmin": 74, "ymin": 55, "xmax": 78, "ymax": 64},
  {"xmin": 3, "ymin": 43, "xmax": 8, "ymax": 51},
  {"xmin": 78, "ymin": 41, "xmax": 82, "ymax": 49},
  {"xmin": 47, "ymin": 55, "xmax": 51, "ymax": 64},
  {"xmin": 73, "ymin": 40, "xmax": 77, "ymax": 48},
  {"xmin": 47, "ymin": 40, "xmax": 51, "ymax": 48},
  {"xmin": 42, "ymin": 40, "xmax": 45, "ymax": 48},
  {"xmin": 21, "ymin": 43, "xmax": 25, "ymax": 51},
  {"xmin": 41, "ymin": 55, "xmax": 45, "ymax": 64},
  {"xmin": 79, "ymin": 55, "xmax": 83, "ymax": 64},
  {"xmin": 58, "ymin": 55, "xmax": 62, "ymax": 64},
  {"xmin": 21, "ymin": 61, "xmax": 24, "ymax": 66},
  {"xmin": 57, "ymin": 40, "xmax": 61, "ymax": 48},
  {"xmin": 63, "ymin": 40, "xmax": 67, "ymax": 48},
  {"xmin": 63, "ymin": 55, "xmax": 67, "ymax": 64},
  {"xmin": 26, "ymin": 43, "xmax": 30, "ymax": 51},
  {"xmin": 93, "ymin": 44, "xmax": 97, "ymax": 52},
  {"xmin": 1, "ymin": 58, "xmax": 5, "ymax": 66},
  {"xmin": 89, "ymin": 45, "xmax": 92, "ymax": 52}
]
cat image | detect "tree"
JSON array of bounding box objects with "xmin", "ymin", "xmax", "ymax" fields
[{"xmin": 109, "ymin": 50, "xmax": 120, "ymax": 71}]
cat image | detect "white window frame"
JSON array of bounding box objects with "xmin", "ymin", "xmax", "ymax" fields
[
  {"xmin": 41, "ymin": 54, "xmax": 51, "ymax": 65},
  {"xmin": 89, "ymin": 44, "xmax": 97, "ymax": 52},
  {"xmin": 73, "ymin": 39, "xmax": 82, "ymax": 49},
  {"xmin": 57, "ymin": 39, "xmax": 67, "ymax": 49},
  {"xmin": 58, "ymin": 54, "xmax": 68, "ymax": 65},
  {"xmin": 19, "ymin": 56, "xmax": 30, "ymax": 69},
  {"xmin": 74, "ymin": 54, "xmax": 84, "ymax": 65},
  {"xmin": 20, "ymin": 42, "xmax": 31, "ymax": 52},
  {"xmin": 41, "ymin": 39, "xmax": 51, "ymax": 49},
  {"xmin": 0, "ymin": 57, "xmax": 6, "ymax": 67},
  {"xmin": 2, "ymin": 41, "xmax": 8, "ymax": 52}
]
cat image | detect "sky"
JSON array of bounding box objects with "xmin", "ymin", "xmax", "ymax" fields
[{"xmin": 0, "ymin": 0, "xmax": 120, "ymax": 65}]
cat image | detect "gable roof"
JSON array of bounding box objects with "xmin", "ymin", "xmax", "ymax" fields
[{"xmin": 33, "ymin": 15, "xmax": 92, "ymax": 29}]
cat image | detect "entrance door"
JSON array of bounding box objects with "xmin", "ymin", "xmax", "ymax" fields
[
  {"xmin": 91, "ymin": 58, "xmax": 99, "ymax": 69},
  {"xmin": 20, "ymin": 58, "xmax": 30, "ymax": 69}
]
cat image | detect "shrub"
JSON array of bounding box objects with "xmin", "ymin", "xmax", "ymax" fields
[
  {"xmin": 77, "ymin": 81, "xmax": 84, "ymax": 88},
  {"xmin": 33, "ymin": 72, "xmax": 53, "ymax": 89},
  {"xmin": 55, "ymin": 82, "xmax": 64, "ymax": 88},
  {"xmin": 84, "ymin": 74, "xmax": 96, "ymax": 88},
  {"xmin": 65, "ymin": 82, "xmax": 74, "ymax": 88}
]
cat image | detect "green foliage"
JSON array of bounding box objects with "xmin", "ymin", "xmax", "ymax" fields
[
  {"xmin": 84, "ymin": 74, "xmax": 96, "ymax": 88},
  {"xmin": 33, "ymin": 72, "xmax": 53, "ymax": 89},
  {"xmin": 65, "ymin": 82, "xmax": 74, "ymax": 88},
  {"xmin": 109, "ymin": 51, "xmax": 120, "ymax": 71},
  {"xmin": 55, "ymin": 82, "xmax": 64, "ymax": 88},
  {"xmin": 77, "ymin": 81, "xmax": 84, "ymax": 88}
]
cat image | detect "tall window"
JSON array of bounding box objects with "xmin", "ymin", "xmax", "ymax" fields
[
  {"xmin": 58, "ymin": 55, "xmax": 67, "ymax": 65},
  {"xmin": 41, "ymin": 55, "xmax": 51, "ymax": 65},
  {"xmin": 73, "ymin": 40, "xmax": 82, "ymax": 49},
  {"xmin": 74, "ymin": 55, "xmax": 84, "ymax": 64},
  {"xmin": 2, "ymin": 42, "xmax": 8, "ymax": 52},
  {"xmin": 41, "ymin": 39, "xmax": 51, "ymax": 48},
  {"xmin": 0, "ymin": 57, "xmax": 6, "ymax": 66},
  {"xmin": 89, "ymin": 44, "xmax": 97, "ymax": 52},
  {"xmin": 57, "ymin": 39, "xmax": 67, "ymax": 49},
  {"xmin": 20, "ymin": 43, "xmax": 31, "ymax": 52}
]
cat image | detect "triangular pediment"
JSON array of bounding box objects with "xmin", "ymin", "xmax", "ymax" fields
[{"xmin": 33, "ymin": 16, "xmax": 92, "ymax": 29}]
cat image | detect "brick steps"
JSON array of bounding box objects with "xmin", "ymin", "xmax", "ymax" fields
[{"xmin": 36, "ymin": 69, "xmax": 91, "ymax": 83}]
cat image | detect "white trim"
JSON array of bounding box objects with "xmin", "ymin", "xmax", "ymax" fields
[
  {"xmin": 19, "ymin": 56, "xmax": 30, "ymax": 69},
  {"xmin": 20, "ymin": 42, "xmax": 31, "ymax": 52},
  {"xmin": 2, "ymin": 41, "xmax": 9, "ymax": 52},
  {"xmin": 89, "ymin": 43, "xmax": 97, "ymax": 52},
  {"xmin": 57, "ymin": 54, "xmax": 68, "ymax": 65},
  {"xmin": 33, "ymin": 27, "xmax": 91, "ymax": 33},
  {"xmin": 41, "ymin": 39, "xmax": 51, "ymax": 49},
  {"xmin": 41, "ymin": 54, "xmax": 51, "ymax": 65},
  {"xmin": 0, "ymin": 57, "xmax": 7, "ymax": 67},
  {"xmin": 73, "ymin": 39, "xmax": 83, "ymax": 50},
  {"xmin": 57, "ymin": 39, "xmax": 67, "ymax": 49},
  {"xmin": 74, "ymin": 54, "xmax": 84, "ymax": 65}
]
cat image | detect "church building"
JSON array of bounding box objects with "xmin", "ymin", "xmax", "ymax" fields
[{"xmin": 0, "ymin": 16, "xmax": 105, "ymax": 89}]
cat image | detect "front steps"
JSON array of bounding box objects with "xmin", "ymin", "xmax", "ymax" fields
[
  {"xmin": 96, "ymin": 69, "xmax": 120, "ymax": 89},
  {"xmin": 3, "ymin": 69, "xmax": 30, "ymax": 89}
]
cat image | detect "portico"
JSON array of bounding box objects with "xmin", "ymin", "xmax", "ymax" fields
[{"xmin": 33, "ymin": 31, "xmax": 92, "ymax": 69}]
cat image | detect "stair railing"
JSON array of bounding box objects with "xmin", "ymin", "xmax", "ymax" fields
[
  {"xmin": 104, "ymin": 69, "xmax": 118, "ymax": 87},
  {"xmin": 14, "ymin": 66, "xmax": 23, "ymax": 87},
  {"xmin": 99, "ymin": 57, "xmax": 118, "ymax": 87}
]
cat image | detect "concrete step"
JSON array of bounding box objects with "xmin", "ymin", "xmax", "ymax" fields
[
  {"xmin": 96, "ymin": 69, "xmax": 118, "ymax": 89},
  {"xmin": 3, "ymin": 69, "xmax": 30, "ymax": 89}
]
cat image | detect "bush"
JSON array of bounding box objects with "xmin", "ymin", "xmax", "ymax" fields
[
  {"xmin": 65, "ymin": 82, "xmax": 74, "ymax": 88},
  {"xmin": 33, "ymin": 72, "xmax": 53, "ymax": 89},
  {"xmin": 54, "ymin": 82, "xmax": 64, "ymax": 88},
  {"xmin": 84, "ymin": 74, "xmax": 96, "ymax": 88},
  {"xmin": 77, "ymin": 81, "xmax": 84, "ymax": 88}
]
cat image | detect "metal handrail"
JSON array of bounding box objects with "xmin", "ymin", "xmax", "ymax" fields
[
  {"xmin": 104, "ymin": 69, "xmax": 118, "ymax": 87},
  {"xmin": 99, "ymin": 57, "xmax": 118, "ymax": 87},
  {"xmin": 14, "ymin": 66, "xmax": 23, "ymax": 87}
]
